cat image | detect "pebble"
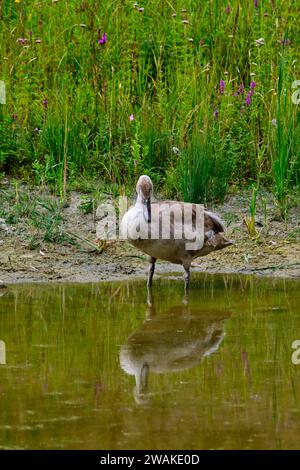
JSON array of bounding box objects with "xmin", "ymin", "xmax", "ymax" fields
[{"xmin": 0, "ymin": 218, "xmax": 8, "ymax": 232}]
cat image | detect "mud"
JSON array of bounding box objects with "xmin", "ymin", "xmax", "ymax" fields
[{"xmin": 0, "ymin": 187, "xmax": 299, "ymax": 285}]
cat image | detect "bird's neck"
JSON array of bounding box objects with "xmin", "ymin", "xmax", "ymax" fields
[{"xmin": 136, "ymin": 193, "xmax": 145, "ymax": 207}]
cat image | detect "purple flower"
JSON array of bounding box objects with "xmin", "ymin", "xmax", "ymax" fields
[
  {"xmin": 43, "ymin": 99, "xmax": 48, "ymax": 109},
  {"xmin": 225, "ymin": 5, "xmax": 231, "ymax": 14},
  {"xmin": 98, "ymin": 32, "xmax": 107, "ymax": 45},
  {"xmin": 213, "ymin": 109, "xmax": 219, "ymax": 119},
  {"xmin": 254, "ymin": 0, "xmax": 258, "ymax": 7},
  {"xmin": 129, "ymin": 114, "xmax": 134, "ymax": 122},
  {"xmin": 245, "ymin": 93, "xmax": 251, "ymax": 106},
  {"xmin": 250, "ymin": 81, "xmax": 256, "ymax": 89},
  {"xmin": 220, "ymin": 79, "xmax": 226, "ymax": 95},
  {"xmin": 280, "ymin": 38, "xmax": 290, "ymax": 47},
  {"xmin": 234, "ymin": 83, "xmax": 245, "ymax": 96}
]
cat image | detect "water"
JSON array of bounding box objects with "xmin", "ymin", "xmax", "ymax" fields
[{"xmin": 0, "ymin": 274, "xmax": 300, "ymax": 450}]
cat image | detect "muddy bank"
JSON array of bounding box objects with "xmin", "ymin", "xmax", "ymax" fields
[{"xmin": 0, "ymin": 187, "xmax": 299, "ymax": 284}]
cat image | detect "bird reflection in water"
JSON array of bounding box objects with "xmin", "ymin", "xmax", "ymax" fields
[{"xmin": 120, "ymin": 290, "xmax": 231, "ymax": 404}]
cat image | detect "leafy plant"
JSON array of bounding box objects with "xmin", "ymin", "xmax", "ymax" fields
[{"xmin": 243, "ymin": 185, "xmax": 258, "ymax": 239}]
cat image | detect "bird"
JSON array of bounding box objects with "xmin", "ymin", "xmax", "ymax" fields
[
  {"xmin": 121, "ymin": 175, "xmax": 233, "ymax": 289},
  {"xmin": 120, "ymin": 290, "xmax": 230, "ymax": 403}
]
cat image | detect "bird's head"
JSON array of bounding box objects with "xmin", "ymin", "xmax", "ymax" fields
[{"xmin": 136, "ymin": 175, "xmax": 153, "ymax": 223}]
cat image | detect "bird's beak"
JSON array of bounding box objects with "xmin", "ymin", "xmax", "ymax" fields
[
  {"xmin": 146, "ymin": 198, "xmax": 151, "ymax": 223},
  {"xmin": 143, "ymin": 198, "xmax": 151, "ymax": 223}
]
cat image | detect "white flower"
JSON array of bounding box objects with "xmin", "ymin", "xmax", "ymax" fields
[
  {"xmin": 255, "ymin": 38, "xmax": 265, "ymax": 47},
  {"xmin": 271, "ymin": 118, "xmax": 277, "ymax": 127},
  {"xmin": 172, "ymin": 147, "xmax": 180, "ymax": 154}
]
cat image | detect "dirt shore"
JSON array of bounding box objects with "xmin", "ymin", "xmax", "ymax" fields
[{"xmin": 0, "ymin": 187, "xmax": 299, "ymax": 285}]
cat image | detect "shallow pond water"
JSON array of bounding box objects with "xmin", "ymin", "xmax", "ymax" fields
[{"xmin": 0, "ymin": 274, "xmax": 300, "ymax": 450}]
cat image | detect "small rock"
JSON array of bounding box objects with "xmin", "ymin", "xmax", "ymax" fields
[{"xmin": 0, "ymin": 218, "xmax": 9, "ymax": 232}]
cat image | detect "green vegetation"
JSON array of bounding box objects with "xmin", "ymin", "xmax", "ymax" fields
[
  {"xmin": 0, "ymin": 0, "xmax": 299, "ymax": 212},
  {"xmin": 244, "ymin": 184, "xmax": 258, "ymax": 238},
  {"xmin": 0, "ymin": 183, "xmax": 74, "ymax": 247}
]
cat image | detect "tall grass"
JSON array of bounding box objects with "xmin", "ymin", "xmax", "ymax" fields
[
  {"xmin": 271, "ymin": 58, "xmax": 300, "ymax": 217},
  {"xmin": 0, "ymin": 0, "xmax": 299, "ymax": 204}
]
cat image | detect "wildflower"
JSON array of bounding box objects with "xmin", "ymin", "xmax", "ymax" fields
[
  {"xmin": 80, "ymin": 24, "xmax": 87, "ymax": 28},
  {"xmin": 233, "ymin": 84, "xmax": 244, "ymax": 97},
  {"xmin": 182, "ymin": 19, "xmax": 189, "ymax": 24},
  {"xmin": 271, "ymin": 118, "xmax": 277, "ymax": 127},
  {"xmin": 255, "ymin": 38, "xmax": 265, "ymax": 47},
  {"xmin": 254, "ymin": 0, "xmax": 258, "ymax": 7},
  {"xmin": 129, "ymin": 114, "xmax": 134, "ymax": 121},
  {"xmin": 98, "ymin": 32, "xmax": 107, "ymax": 45},
  {"xmin": 280, "ymin": 38, "xmax": 290, "ymax": 47},
  {"xmin": 188, "ymin": 38, "xmax": 194, "ymax": 42},
  {"xmin": 245, "ymin": 92, "xmax": 251, "ymax": 106},
  {"xmin": 43, "ymin": 99, "xmax": 48, "ymax": 109},
  {"xmin": 16, "ymin": 38, "xmax": 28, "ymax": 45},
  {"xmin": 213, "ymin": 109, "xmax": 219, "ymax": 119},
  {"xmin": 199, "ymin": 38, "xmax": 205, "ymax": 46},
  {"xmin": 225, "ymin": 5, "xmax": 231, "ymax": 14},
  {"xmin": 35, "ymin": 38, "xmax": 42, "ymax": 43},
  {"xmin": 171, "ymin": 13, "xmax": 177, "ymax": 17},
  {"xmin": 238, "ymin": 83, "xmax": 245, "ymax": 94},
  {"xmin": 133, "ymin": 2, "xmax": 138, "ymax": 7},
  {"xmin": 172, "ymin": 147, "xmax": 179, "ymax": 154},
  {"xmin": 250, "ymin": 81, "xmax": 256, "ymax": 89},
  {"xmin": 220, "ymin": 79, "xmax": 226, "ymax": 95},
  {"xmin": 138, "ymin": 7, "xmax": 144, "ymax": 12}
]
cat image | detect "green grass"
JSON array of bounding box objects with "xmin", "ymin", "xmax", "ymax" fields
[
  {"xmin": 0, "ymin": 0, "xmax": 299, "ymax": 207},
  {"xmin": 0, "ymin": 184, "xmax": 74, "ymax": 248}
]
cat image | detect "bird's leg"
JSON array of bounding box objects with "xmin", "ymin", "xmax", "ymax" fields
[
  {"xmin": 183, "ymin": 260, "xmax": 191, "ymax": 290},
  {"xmin": 147, "ymin": 256, "xmax": 156, "ymax": 288},
  {"xmin": 184, "ymin": 268, "xmax": 190, "ymax": 290}
]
